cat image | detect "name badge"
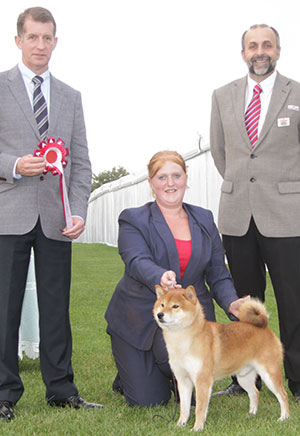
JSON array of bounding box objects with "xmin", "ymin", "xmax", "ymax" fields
[{"xmin": 277, "ymin": 117, "xmax": 290, "ymax": 127}]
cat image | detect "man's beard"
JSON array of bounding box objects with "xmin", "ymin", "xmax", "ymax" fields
[{"xmin": 248, "ymin": 56, "xmax": 276, "ymax": 77}]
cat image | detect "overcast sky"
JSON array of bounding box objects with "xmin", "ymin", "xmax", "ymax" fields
[{"xmin": 1, "ymin": 0, "xmax": 300, "ymax": 174}]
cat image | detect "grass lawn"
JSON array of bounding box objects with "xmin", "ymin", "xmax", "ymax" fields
[{"xmin": 1, "ymin": 243, "xmax": 298, "ymax": 436}]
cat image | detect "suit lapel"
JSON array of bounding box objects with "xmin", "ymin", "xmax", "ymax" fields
[
  {"xmin": 49, "ymin": 75, "xmax": 64, "ymax": 134},
  {"xmin": 8, "ymin": 66, "xmax": 40, "ymax": 139},
  {"xmin": 150, "ymin": 202, "xmax": 212, "ymax": 285},
  {"xmin": 257, "ymin": 73, "xmax": 291, "ymax": 145},
  {"xmin": 180, "ymin": 206, "xmax": 212, "ymax": 285},
  {"xmin": 231, "ymin": 76, "xmax": 251, "ymax": 147},
  {"xmin": 150, "ymin": 202, "xmax": 181, "ymax": 279},
  {"xmin": 180, "ymin": 208, "xmax": 198, "ymax": 283}
]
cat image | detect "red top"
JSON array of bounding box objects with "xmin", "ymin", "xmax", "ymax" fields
[{"xmin": 174, "ymin": 238, "xmax": 192, "ymax": 279}]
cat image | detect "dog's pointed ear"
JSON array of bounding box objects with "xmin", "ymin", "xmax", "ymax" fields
[
  {"xmin": 185, "ymin": 286, "xmax": 197, "ymax": 304},
  {"xmin": 155, "ymin": 285, "xmax": 166, "ymax": 299}
]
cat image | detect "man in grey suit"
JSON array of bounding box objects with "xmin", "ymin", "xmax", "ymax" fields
[
  {"xmin": 0, "ymin": 7, "xmax": 103, "ymax": 420},
  {"xmin": 210, "ymin": 24, "xmax": 300, "ymax": 402}
]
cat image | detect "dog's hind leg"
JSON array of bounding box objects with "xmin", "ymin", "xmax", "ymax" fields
[
  {"xmin": 176, "ymin": 374, "xmax": 193, "ymax": 428},
  {"xmin": 193, "ymin": 375, "xmax": 213, "ymax": 432},
  {"xmin": 237, "ymin": 369, "xmax": 259, "ymax": 415},
  {"xmin": 257, "ymin": 365, "xmax": 289, "ymax": 421}
]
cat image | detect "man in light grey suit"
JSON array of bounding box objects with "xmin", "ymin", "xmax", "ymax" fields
[
  {"xmin": 0, "ymin": 7, "xmax": 103, "ymax": 420},
  {"xmin": 210, "ymin": 24, "xmax": 300, "ymax": 402}
]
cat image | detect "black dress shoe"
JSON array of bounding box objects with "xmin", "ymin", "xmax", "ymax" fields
[
  {"xmin": 48, "ymin": 394, "xmax": 103, "ymax": 409},
  {"xmin": 0, "ymin": 400, "xmax": 14, "ymax": 421},
  {"xmin": 293, "ymin": 390, "xmax": 300, "ymax": 403},
  {"xmin": 213, "ymin": 380, "xmax": 246, "ymax": 396},
  {"xmin": 212, "ymin": 376, "xmax": 262, "ymax": 397},
  {"xmin": 112, "ymin": 373, "xmax": 124, "ymax": 395}
]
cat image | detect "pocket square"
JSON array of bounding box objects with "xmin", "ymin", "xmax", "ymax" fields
[{"xmin": 287, "ymin": 105, "xmax": 299, "ymax": 111}]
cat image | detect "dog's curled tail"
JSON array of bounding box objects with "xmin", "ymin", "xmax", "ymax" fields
[{"xmin": 238, "ymin": 298, "xmax": 269, "ymax": 328}]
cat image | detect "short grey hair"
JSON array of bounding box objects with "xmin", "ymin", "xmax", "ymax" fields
[
  {"xmin": 17, "ymin": 7, "xmax": 56, "ymax": 37},
  {"xmin": 241, "ymin": 24, "xmax": 280, "ymax": 50}
]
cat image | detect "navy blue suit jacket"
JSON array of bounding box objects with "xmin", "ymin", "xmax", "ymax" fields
[{"xmin": 105, "ymin": 201, "xmax": 237, "ymax": 351}]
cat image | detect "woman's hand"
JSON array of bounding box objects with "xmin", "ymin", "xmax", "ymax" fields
[
  {"xmin": 160, "ymin": 270, "xmax": 182, "ymax": 289},
  {"xmin": 228, "ymin": 295, "xmax": 251, "ymax": 318}
]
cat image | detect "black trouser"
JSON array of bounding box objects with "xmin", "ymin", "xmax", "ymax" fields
[
  {"xmin": 0, "ymin": 219, "xmax": 77, "ymax": 403},
  {"xmin": 223, "ymin": 217, "xmax": 300, "ymax": 394}
]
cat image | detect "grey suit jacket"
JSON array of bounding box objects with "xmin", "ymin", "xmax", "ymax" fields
[
  {"xmin": 210, "ymin": 72, "xmax": 300, "ymax": 237},
  {"xmin": 0, "ymin": 66, "xmax": 92, "ymax": 241}
]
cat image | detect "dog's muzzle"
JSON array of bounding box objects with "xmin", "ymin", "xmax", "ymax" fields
[{"xmin": 157, "ymin": 312, "xmax": 165, "ymax": 322}]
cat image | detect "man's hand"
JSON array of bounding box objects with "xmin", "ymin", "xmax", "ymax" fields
[
  {"xmin": 61, "ymin": 216, "xmax": 85, "ymax": 240},
  {"xmin": 16, "ymin": 154, "xmax": 46, "ymax": 176}
]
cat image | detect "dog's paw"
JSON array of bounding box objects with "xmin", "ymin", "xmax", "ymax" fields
[
  {"xmin": 277, "ymin": 413, "xmax": 289, "ymax": 422},
  {"xmin": 191, "ymin": 423, "xmax": 205, "ymax": 432},
  {"xmin": 248, "ymin": 406, "xmax": 257, "ymax": 415},
  {"xmin": 176, "ymin": 420, "xmax": 187, "ymax": 427}
]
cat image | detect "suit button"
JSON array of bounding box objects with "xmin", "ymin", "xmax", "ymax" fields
[
  {"xmin": 250, "ymin": 177, "xmax": 256, "ymax": 183},
  {"xmin": 250, "ymin": 153, "xmax": 257, "ymax": 159},
  {"xmin": 40, "ymin": 176, "xmax": 44, "ymax": 181}
]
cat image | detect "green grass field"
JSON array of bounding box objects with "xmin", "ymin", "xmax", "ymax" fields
[{"xmin": 1, "ymin": 243, "xmax": 298, "ymax": 436}]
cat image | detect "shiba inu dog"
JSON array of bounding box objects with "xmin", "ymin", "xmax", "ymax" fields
[{"xmin": 153, "ymin": 285, "xmax": 289, "ymax": 431}]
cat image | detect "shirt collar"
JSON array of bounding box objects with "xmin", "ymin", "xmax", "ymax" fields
[
  {"xmin": 247, "ymin": 70, "xmax": 277, "ymax": 94},
  {"xmin": 18, "ymin": 61, "xmax": 50, "ymax": 83}
]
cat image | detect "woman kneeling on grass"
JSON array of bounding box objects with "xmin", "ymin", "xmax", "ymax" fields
[{"xmin": 105, "ymin": 150, "xmax": 245, "ymax": 407}]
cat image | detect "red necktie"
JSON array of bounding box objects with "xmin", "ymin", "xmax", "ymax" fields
[{"xmin": 245, "ymin": 84, "xmax": 262, "ymax": 148}]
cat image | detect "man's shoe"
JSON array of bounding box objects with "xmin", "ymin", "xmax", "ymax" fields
[
  {"xmin": 0, "ymin": 401, "xmax": 14, "ymax": 421},
  {"xmin": 48, "ymin": 394, "xmax": 103, "ymax": 409},
  {"xmin": 294, "ymin": 390, "xmax": 300, "ymax": 403},
  {"xmin": 213, "ymin": 380, "xmax": 245, "ymax": 396},
  {"xmin": 212, "ymin": 376, "xmax": 262, "ymax": 397}
]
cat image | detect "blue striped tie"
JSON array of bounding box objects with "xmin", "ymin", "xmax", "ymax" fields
[{"xmin": 32, "ymin": 76, "xmax": 48, "ymax": 139}]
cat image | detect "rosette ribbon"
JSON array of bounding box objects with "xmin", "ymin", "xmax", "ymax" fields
[{"xmin": 34, "ymin": 137, "xmax": 73, "ymax": 229}]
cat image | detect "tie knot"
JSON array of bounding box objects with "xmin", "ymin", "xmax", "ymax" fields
[
  {"xmin": 254, "ymin": 84, "xmax": 262, "ymax": 95},
  {"xmin": 32, "ymin": 75, "xmax": 43, "ymax": 86}
]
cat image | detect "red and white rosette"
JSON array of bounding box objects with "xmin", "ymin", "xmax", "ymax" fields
[{"xmin": 34, "ymin": 137, "xmax": 73, "ymax": 229}]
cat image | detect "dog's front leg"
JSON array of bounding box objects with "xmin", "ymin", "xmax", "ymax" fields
[
  {"xmin": 193, "ymin": 375, "xmax": 213, "ymax": 432},
  {"xmin": 176, "ymin": 375, "xmax": 193, "ymax": 427}
]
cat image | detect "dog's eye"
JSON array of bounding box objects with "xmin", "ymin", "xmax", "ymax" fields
[
  {"xmin": 172, "ymin": 304, "xmax": 179, "ymax": 309},
  {"xmin": 161, "ymin": 303, "xmax": 164, "ymax": 308}
]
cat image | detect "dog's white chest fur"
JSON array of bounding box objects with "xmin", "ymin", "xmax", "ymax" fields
[
  {"xmin": 166, "ymin": 334, "xmax": 203, "ymax": 381},
  {"xmin": 171, "ymin": 354, "xmax": 203, "ymax": 382}
]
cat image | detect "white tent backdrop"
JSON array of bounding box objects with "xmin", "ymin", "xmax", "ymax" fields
[{"xmin": 79, "ymin": 147, "xmax": 222, "ymax": 246}]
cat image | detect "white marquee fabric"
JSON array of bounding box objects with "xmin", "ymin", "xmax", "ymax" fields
[{"xmin": 18, "ymin": 250, "xmax": 40, "ymax": 360}]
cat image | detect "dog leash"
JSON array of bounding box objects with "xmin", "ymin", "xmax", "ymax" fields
[{"xmin": 152, "ymin": 373, "xmax": 179, "ymax": 423}]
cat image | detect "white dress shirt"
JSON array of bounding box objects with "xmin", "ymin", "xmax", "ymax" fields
[{"xmin": 18, "ymin": 61, "xmax": 50, "ymax": 109}]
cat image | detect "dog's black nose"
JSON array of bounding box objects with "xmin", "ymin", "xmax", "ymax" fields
[{"xmin": 157, "ymin": 312, "xmax": 164, "ymax": 320}]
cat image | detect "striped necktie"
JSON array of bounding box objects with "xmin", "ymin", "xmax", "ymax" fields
[
  {"xmin": 32, "ymin": 76, "xmax": 48, "ymax": 139},
  {"xmin": 245, "ymin": 84, "xmax": 262, "ymax": 148}
]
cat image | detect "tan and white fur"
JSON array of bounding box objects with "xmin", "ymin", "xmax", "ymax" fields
[{"xmin": 153, "ymin": 285, "xmax": 289, "ymax": 431}]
